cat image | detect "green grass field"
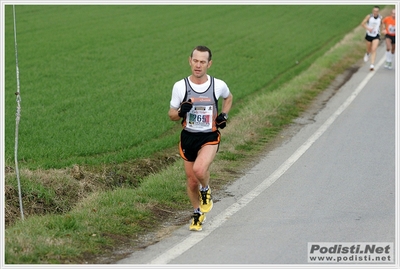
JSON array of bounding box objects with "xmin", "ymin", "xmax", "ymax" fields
[
  {"xmin": 5, "ymin": 5, "xmax": 371, "ymax": 169},
  {"xmin": 3, "ymin": 4, "xmax": 378, "ymax": 264}
]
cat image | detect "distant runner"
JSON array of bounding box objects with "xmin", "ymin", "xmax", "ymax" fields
[
  {"xmin": 382, "ymin": 9, "xmax": 396, "ymax": 69},
  {"xmin": 361, "ymin": 6, "xmax": 383, "ymax": 71}
]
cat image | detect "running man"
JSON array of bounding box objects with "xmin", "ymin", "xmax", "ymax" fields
[
  {"xmin": 382, "ymin": 9, "xmax": 396, "ymax": 69},
  {"xmin": 168, "ymin": 45, "xmax": 233, "ymax": 231},
  {"xmin": 361, "ymin": 6, "xmax": 383, "ymax": 71}
]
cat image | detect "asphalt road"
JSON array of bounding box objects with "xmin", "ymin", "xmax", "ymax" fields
[{"xmin": 117, "ymin": 43, "xmax": 396, "ymax": 266}]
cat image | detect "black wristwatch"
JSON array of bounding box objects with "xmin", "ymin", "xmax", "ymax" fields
[{"xmin": 221, "ymin": 113, "xmax": 228, "ymax": 120}]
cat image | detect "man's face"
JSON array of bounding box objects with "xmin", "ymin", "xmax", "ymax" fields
[
  {"xmin": 189, "ymin": 50, "xmax": 212, "ymax": 79},
  {"xmin": 372, "ymin": 7, "xmax": 379, "ymax": 17}
]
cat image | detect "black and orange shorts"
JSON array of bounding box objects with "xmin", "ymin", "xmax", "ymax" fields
[{"xmin": 179, "ymin": 129, "xmax": 220, "ymax": 162}]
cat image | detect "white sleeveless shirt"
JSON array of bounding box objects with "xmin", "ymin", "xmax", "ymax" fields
[
  {"xmin": 170, "ymin": 75, "xmax": 230, "ymax": 133},
  {"xmin": 366, "ymin": 14, "xmax": 382, "ymax": 37}
]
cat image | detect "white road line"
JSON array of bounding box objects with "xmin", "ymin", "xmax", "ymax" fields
[{"xmin": 150, "ymin": 57, "xmax": 385, "ymax": 264}]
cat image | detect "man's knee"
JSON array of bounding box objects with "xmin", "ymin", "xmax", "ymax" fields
[{"xmin": 193, "ymin": 165, "xmax": 207, "ymax": 180}]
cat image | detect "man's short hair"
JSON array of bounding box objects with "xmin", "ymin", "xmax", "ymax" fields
[{"xmin": 191, "ymin": 45, "xmax": 212, "ymax": 61}]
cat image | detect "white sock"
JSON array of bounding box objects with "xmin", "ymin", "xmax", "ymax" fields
[
  {"xmin": 391, "ymin": 53, "xmax": 395, "ymax": 62},
  {"xmin": 386, "ymin": 51, "xmax": 392, "ymax": 62},
  {"xmin": 200, "ymin": 185, "xmax": 209, "ymax": 192}
]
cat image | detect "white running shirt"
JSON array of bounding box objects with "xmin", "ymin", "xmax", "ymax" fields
[
  {"xmin": 170, "ymin": 75, "xmax": 230, "ymax": 109},
  {"xmin": 366, "ymin": 14, "xmax": 382, "ymax": 37}
]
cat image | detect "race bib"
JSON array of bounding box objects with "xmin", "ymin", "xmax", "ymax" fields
[
  {"xmin": 388, "ymin": 24, "xmax": 395, "ymax": 34},
  {"xmin": 186, "ymin": 105, "xmax": 213, "ymax": 131},
  {"xmin": 368, "ymin": 22, "xmax": 379, "ymax": 36}
]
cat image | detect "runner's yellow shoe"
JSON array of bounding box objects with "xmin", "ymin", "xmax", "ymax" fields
[
  {"xmin": 189, "ymin": 212, "xmax": 206, "ymax": 231},
  {"xmin": 199, "ymin": 188, "xmax": 213, "ymax": 213}
]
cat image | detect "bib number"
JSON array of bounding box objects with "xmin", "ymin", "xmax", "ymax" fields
[
  {"xmin": 368, "ymin": 22, "xmax": 379, "ymax": 36},
  {"xmin": 186, "ymin": 105, "xmax": 213, "ymax": 131},
  {"xmin": 388, "ymin": 25, "xmax": 395, "ymax": 34}
]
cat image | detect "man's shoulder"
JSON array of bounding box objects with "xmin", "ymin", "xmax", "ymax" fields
[
  {"xmin": 211, "ymin": 76, "xmax": 229, "ymax": 93},
  {"xmin": 173, "ymin": 77, "xmax": 187, "ymax": 88},
  {"xmin": 214, "ymin": 78, "xmax": 228, "ymax": 90},
  {"xmin": 383, "ymin": 16, "xmax": 393, "ymax": 21}
]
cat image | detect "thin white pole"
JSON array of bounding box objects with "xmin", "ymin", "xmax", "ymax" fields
[{"xmin": 13, "ymin": 5, "xmax": 24, "ymax": 221}]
